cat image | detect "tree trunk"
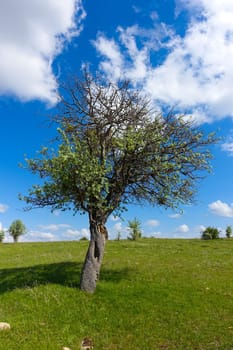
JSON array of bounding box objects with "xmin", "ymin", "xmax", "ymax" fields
[{"xmin": 80, "ymin": 214, "xmax": 108, "ymax": 293}]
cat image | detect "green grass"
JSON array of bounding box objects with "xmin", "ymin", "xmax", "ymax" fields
[{"xmin": 1, "ymin": 239, "xmax": 233, "ymax": 349}]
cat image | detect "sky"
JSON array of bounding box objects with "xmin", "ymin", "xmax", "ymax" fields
[{"xmin": 1, "ymin": 0, "xmax": 233, "ymax": 242}]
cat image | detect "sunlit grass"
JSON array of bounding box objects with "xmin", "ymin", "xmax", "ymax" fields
[{"xmin": 0, "ymin": 239, "xmax": 233, "ymax": 349}]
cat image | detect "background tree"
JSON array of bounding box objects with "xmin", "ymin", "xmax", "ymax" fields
[
  {"xmin": 127, "ymin": 218, "xmax": 142, "ymax": 241},
  {"xmin": 226, "ymin": 225, "xmax": 232, "ymax": 238},
  {"xmin": 201, "ymin": 226, "xmax": 220, "ymax": 240},
  {"xmin": 8, "ymin": 219, "xmax": 26, "ymax": 243},
  {"xmin": 21, "ymin": 71, "xmax": 217, "ymax": 293},
  {"xmin": 115, "ymin": 232, "xmax": 121, "ymax": 241},
  {"xmin": 0, "ymin": 230, "xmax": 4, "ymax": 243}
]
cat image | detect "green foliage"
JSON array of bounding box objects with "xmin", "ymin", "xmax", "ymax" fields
[
  {"xmin": 21, "ymin": 72, "xmax": 217, "ymax": 222},
  {"xmin": 8, "ymin": 219, "xmax": 26, "ymax": 243},
  {"xmin": 226, "ymin": 225, "xmax": 232, "ymax": 238},
  {"xmin": 127, "ymin": 218, "xmax": 142, "ymax": 240},
  {"xmin": 201, "ymin": 226, "xmax": 220, "ymax": 240},
  {"xmin": 0, "ymin": 229, "xmax": 4, "ymax": 243}
]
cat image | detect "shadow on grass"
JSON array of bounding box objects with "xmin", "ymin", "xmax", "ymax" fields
[
  {"xmin": 0, "ymin": 262, "xmax": 134, "ymax": 293},
  {"xmin": 0, "ymin": 262, "xmax": 82, "ymax": 293},
  {"xmin": 100, "ymin": 267, "xmax": 134, "ymax": 283}
]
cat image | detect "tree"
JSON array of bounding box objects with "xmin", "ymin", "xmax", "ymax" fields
[
  {"xmin": 115, "ymin": 232, "xmax": 121, "ymax": 241},
  {"xmin": 21, "ymin": 71, "xmax": 217, "ymax": 292},
  {"xmin": 127, "ymin": 218, "xmax": 142, "ymax": 241},
  {"xmin": 8, "ymin": 219, "xmax": 26, "ymax": 243},
  {"xmin": 226, "ymin": 225, "xmax": 232, "ymax": 238},
  {"xmin": 201, "ymin": 226, "xmax": 220, "ymax": 240},
  {"xmin": 0, "ymin": 230, "xmax": 4, "ymax": 243}
]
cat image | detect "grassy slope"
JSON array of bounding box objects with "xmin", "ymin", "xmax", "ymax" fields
[{"xmin": 0, "ymin": 239, "xmax": 233, "ymax": 349}]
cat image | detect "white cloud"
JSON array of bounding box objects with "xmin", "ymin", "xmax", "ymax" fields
[
  {"xmin": 107, "ymin": 221, "xmax": 129, "ymax": 239},
  {"xmin": 221, "ymin": 142, "xmax": 233, "ymax": 156},
  {"xmin": 150, "ymin": 231, "xmax": 161, "ymax": 237},
  {"xmin": 194, "ymin": 225, "xmax": 206, "ymax": 234},
  {"xmin": 221, "ymin": 131, "xmax": 233, "ymax": 155},
  {"xmin": 109, "ymin": 215, "xmax": 120, "ymax": 222},
  {"xmin": 113, "ymin": 222, "xmax": 123, "ymax": 232},
  {"xmin": 176, "ymin": 224, "xmax": 190, "ymax": 233},
  {"xmin": 2, "ymin": 231, "xmax": 11, "ymax": 243},
  {"xmin": 0, "ymin": 203, "xmax": 8, "ymax": 213},
  {"xmin": 80, "ymin": 228, "xmax": 89, "ymax": 238},
  {"xmin": 168, "ymin": 213, "xmax": 182, "ymax": 219},
  {"xmin": 65, "ymin": 227, "xmax": 89, "ymax": 239},
  {"xmin": 209, "ymin": 200, "xmax": 233, "ymax": 217},
  {"xmin": 93, "ymin": 35, "xmax": 123, "ymax": 81},
  {"xmin": 14, "ymin": 225, "xmax": 89, "ymax": 242},
  {"xmin": 93, "ymin": 1, "xmax": 233, "ymax": 123},
  {"xmin": 146, "ymin": 219, "xmax": 160, "ymax": 227},
  {"xmin": 39, "ymin": 223, "xmax": 71, "ymax": 231},
  {"xmin": 0, "ymin": 0, "xmax": 85, "ymax": 104},
  {"xmin": 52, "ymin": 210, "xmax": 61, "ymax": 217},
  {"xmin": 22, "ymin": 230, "xmax": 56, "ymax": 242},
  {"xmin": 65, "ymin": 229, "xmax": 81, "ymax": 237}
]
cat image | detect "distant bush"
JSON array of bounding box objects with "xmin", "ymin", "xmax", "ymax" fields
[
  {"xmin": 226, "ymin": 225, "xmax": 232, "ymax": 238},
  {"xmin": 0, "ymin": 230, "xmax": 4, "ymax": 243},
  {"xmin": 127, "ymin": 218, "xmax": 142, "ymax": 241},
  {"xmin": 115, "ymin": 232, "xmax": 121, "ymax": 241},
  {"xmin": 80, "ymin": 236, "xmax": 88, "ymax": 241},
  {"xmin": 201, "ymin": 226, "xmax": 220, "ymax": 240}
]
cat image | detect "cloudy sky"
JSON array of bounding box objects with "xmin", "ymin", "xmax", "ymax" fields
[{"xmin": 1, "ymin": 0, "xmax": 233, "ymax": 242}]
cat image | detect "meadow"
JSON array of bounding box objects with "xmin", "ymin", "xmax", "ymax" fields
[{"xmin": 0, "ymin": 238, "xmax": 233, "ymax": 349}]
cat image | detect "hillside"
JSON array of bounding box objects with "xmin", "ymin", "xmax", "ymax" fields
[{"xmin": 0, "ymin": 239, "xmax": 233, "ymax": 349}]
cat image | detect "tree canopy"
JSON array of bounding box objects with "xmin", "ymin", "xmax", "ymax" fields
[
  {"xmin": 8, "ymin": 219, "xmax": 26, "ymax": 243},
  {"xmin": 21, "ymin": 71, "xmax": 217, "ymax": 292},
  {"xmin": 22, "ymin": 73, "xmax": 216, "ymax": 217}
]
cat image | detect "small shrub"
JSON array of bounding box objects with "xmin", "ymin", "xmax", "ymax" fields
[
  {"xmin": 0, "ymin": 230, "xmax": 4, "ymax": 243},
  {"xmin": 115, "ymin": 232, "xmax": 121, "ymax": 240},
  {"xmin": 226, "ymin": 225, "xmax": 232, "ymax": 238},
  {"xmin": 127, "ymin": 218, "xmax": 142, "ymax": 241},
  {"xmin": 201, "ymin": 231, "xmax": 212, "ymax": 240},
  {"xmin": 80, "ymin": 236, "xmax": 88, "ymax": 241},
  {"xmin": 201, "ymin": 226, "xmax": 220, "ymax": 240}
]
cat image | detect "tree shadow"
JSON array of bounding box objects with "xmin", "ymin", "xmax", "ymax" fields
[
  {"xmin": 100, "ymin": 267, "xmax": 134, "ymax": 283},
  {"xmin": 0, "ymin": 262, "xmax": 134, "ymax": 293},
  {"xmin": 0, "ymin": 262, "xmax": 82, "ymax": 293}
]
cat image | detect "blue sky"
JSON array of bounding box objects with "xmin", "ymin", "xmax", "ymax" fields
[{"xmin": 1, "ymin": 0, "xmax": 233, "ymax": 242}]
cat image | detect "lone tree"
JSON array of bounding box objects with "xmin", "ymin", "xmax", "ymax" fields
[
  {"xmin": 9, "ymin": 219, "xmax": 26, "ymax": 243},
  {"xmin": 21, "ymin": 71, "xmax": 217, "ymax": 292}
]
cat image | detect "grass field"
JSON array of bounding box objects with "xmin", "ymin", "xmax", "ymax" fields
[{"xmin": 0, "ymin": 238, "xmax": 233, "ymax": 349}]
